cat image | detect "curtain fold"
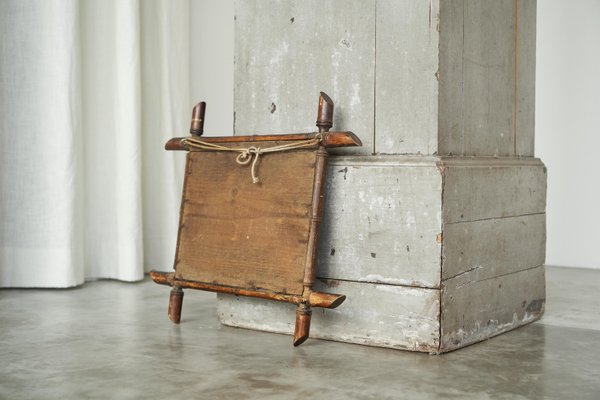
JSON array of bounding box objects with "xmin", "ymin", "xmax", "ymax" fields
[
  {"xmin": 0, "ymin": 0, "xmax": 189, "ymax": 287},
  {"xmin": 140, "ymin": 0, "xmax": 189, "ymax": 278}
]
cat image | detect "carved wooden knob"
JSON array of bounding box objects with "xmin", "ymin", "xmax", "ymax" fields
[
  {"xmin": 190, "ymin": 101, "xmax": 206, "ymax": 136},
  {"xmin": 316, "ymin": 92, "xmax": 334, "ymax": 133}
]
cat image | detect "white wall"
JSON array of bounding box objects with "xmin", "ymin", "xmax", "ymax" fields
[
  {"xmin": 191, "ymin": 0, "xmax": 600, "ymax": 270},
  {"xmin": 536, "ymin": 0, "xmax": 600, "ymax": 269},
  {"xmin": 190, "ymin": 0, "xmax": 234, "ymax": 136}
]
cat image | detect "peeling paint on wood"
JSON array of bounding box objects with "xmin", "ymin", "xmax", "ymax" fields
[
  {"xmin": 234, "ymin": 0, "xmax": 375, "ymax": 154},
  {"xmin": 317, "ymin": 157, "xmax": 442, "ymax": 288},
  {"xmin": 218, "ymin": 278, "xmax": 441, "ymax": 352},
  {"xmin": 217, "ymin": 156, "xmax": 547, "ymax": 352},
  {"xmin": 234, "ymin": 0, "xmax": 535, "ymax": 157},
  {"xmin": 440, "ymin": 265, "xmax": 545, "ymax": 352}
]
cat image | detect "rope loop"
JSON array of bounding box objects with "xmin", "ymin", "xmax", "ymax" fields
[
  {"xmin": 183, "ymin": 136, "xmax": 322, "ymax": 184},
  {"xmin": 236, "ymin": 149, "xmax": 254, "ymax": 165}
]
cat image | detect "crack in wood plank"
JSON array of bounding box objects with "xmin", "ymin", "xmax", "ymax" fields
[{"xmin": 444, "ymin": 211, "xmax": 545, "ymax": 225}]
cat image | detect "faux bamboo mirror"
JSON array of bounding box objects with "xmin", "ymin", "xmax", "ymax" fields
[{"xmin": 151, "ymin": 92, "xmax": 361, "ymax": 346}]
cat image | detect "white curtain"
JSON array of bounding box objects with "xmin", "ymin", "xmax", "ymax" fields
[{"xmin": 0, "ymin": 0, "xmax": 189, "ymax": 287}]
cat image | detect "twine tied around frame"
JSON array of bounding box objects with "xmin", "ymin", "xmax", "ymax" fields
[{"xmin": 183, "ymin": 135, "xmax": 322, "ymax": 184}]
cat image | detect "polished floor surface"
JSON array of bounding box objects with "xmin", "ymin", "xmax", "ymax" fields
[{"xmin": 1, "ymin": 266, "xmax": 599, "ymax": 399}]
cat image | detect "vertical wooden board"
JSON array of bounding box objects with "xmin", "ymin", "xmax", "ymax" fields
[
  {"xmin": 462, "ymin": 0, "xmax": 516, "ymax": 156},
  {"xmin": 438, "ymin": 0, "xmax": 464, "ymax": 155},
  {"xmin": 316, "ymin": 156, "xmax": 442, "ymax": 288},
  {"xmin": 516, "ymin": 0, "xmax": 536, "ymax": 156},
  {"xmin": 234, "ymin": 0, "xmax": 375, "ymax": 154},
  {"xmin": 375, "ymin": 0, "xmax": 439, "ymax": 154},
  {"xmin": 442, "ymin": 214, "xmax": 546, "ymax": 281},
  {"xmin": 441, "ymin": 158, "xmax": 546, "ymax": 223},
  {"xmin": 440, "ymin": 265, "xmax": 545, "ymax": 352},
  {"xmin": 218, "ymin": 279, "xmax": 441, "ymax": 352}
]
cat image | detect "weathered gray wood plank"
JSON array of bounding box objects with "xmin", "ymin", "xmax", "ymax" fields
[
  {"xmin": 218, "ymin": 278, "xmax": 441, "ymax": 352},
  {"xmin": 440, "ymin": 265, "xmax": 545, "ymax": 352},
  {"xmin": 516, "ymin": 0, "xmax": 536, "ymax": 156},
  {"xmin": 462, "ymin": 0, "xmax": 516, "ymax": 156},
  {"xmin": 234, "ymin": 0, "xmax": 375, "ymax": 154},
  {"xmin": 375, "ymin": 0, "xmax": 439, "ymax": 154},
  {"xmin": 442, "ymin": 213, "xmax": 546, "ymax": 281},
  {"xmin": 438, "ymin": 0, "xmax": 523, "ymax": 156},
  {"xmin": 317, "ymin": 156, "xmax": 442, "ymax": 288},
  {"xmin": 438, "ymin": 0, "xmax": 464, "ymax": 155},
  {"xmin": 441, "ymin": 158, "xmax": 546, "ymax": 223}
]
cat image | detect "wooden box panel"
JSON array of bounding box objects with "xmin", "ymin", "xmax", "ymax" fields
[
  {"xmin": 175, "ymin": 149, "xmax": 318, "ymax": 295},
  {"xmin": 218, "ymin": 157, "xmax": 547, "ymax": 353},
  {"xmin": 218, "ymin": 278, "xmax": 441, "ymax": 352},
  {"xmin": 441, "ymin": 265, "xmax": 546, "ymax": 351},
  {"xmin": 440, "ymin": 158, "xmax": 547, "ymax": 223},
  {"xmin": 316, "ymin": 156, "xmax": 442, "ymax": 288}
]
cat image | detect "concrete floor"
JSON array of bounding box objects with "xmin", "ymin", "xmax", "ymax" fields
[{"xmin": 1, "ymin": 266, "xmax": 598, "ymax": 400}]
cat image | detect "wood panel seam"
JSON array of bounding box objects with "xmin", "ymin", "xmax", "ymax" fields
[
  {"xmin": 514, "ymin": 0, "xmax": 519, "ymax": 155},
  {"xmin": 315, "ymin": 276, "xmax": 440, "ymax": 290},
  {"xmin": 372, "ymin": 0, "xmax": 377, "ymax": 155},
  {"xmin": 438, "ymin": 148, "xmax": 446, "ymax": 353},
  {"xmin": 460, "ymin": 0, "xmax": 465, "ymax": 155},
  {"xmin": 329, "ymin": 159, "xmax": 441, "ymax": 167},
  {"xmin": 445, "ymin": 211, "xmax": 545, "ymax": 225},
  {"xmin": 438, "ymin": 157, "xmax": 544, "ymax": 166},
  {"xmin": 442, "ymin": 263, "xmax": 543, "ymax": 285}
]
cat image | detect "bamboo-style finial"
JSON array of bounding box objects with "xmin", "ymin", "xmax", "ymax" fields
[
  {"xmin": 293, "ymin": 303, "xmax": 312, "ymax": 346},
  {"xmin": 316, "ymin": 92, "xmax": 334, "ymax": 133},
  {"xmin": 190, "ymin": 101, "xmax": 206, "ymax": 136}
]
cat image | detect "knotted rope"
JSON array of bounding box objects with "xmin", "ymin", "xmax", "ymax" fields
[{"xmin": 183, "ymin": 135, "xmax": 322, "ymax": 184}]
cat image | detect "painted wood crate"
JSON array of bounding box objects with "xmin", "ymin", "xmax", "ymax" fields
[{"xmin": 219, "ymin": 0, "xmax": 545, "ymax": 353}]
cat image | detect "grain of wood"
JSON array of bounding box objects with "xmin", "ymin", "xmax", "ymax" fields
[{"xmin": 175, "ymin": 150, "xmax": 318, "ymax": 295}]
